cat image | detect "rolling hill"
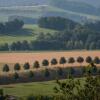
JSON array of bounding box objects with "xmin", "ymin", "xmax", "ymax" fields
[
  {"xmin": 74, "ymin": 0, "xmax": 100, "ymax": 7},
  {"xmin": 0, "ymin": 0, "xmax": 100, "ymax": 7},
  {"xmin": 48, "ymin": 0, "xmax": 100, "ymax": 15},
  {"xmin": 0, "ymin": 0, "xmax": 100, "ymax": 23}
]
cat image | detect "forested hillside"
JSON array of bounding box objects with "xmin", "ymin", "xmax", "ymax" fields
[{"xmin": 0, "ymin": 17, "xmax": 100, "ymax": 51}]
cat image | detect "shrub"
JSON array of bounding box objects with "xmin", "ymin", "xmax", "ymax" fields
[
  {"xmin": 0, "ymin": 89, "xmax": 3, "ymax": 96},
  {"xmin": 77, "ymin": 56, "xmax": 84, "ymax": 65},
  {"xmin": 42, "ymin": 59, "xmax": 49, "ymax": 67},
  {"xmin": 93, "ymin": 57, "xmax": 100, "ymax": 64},
  {"xmin": 68, "ymin": 57, "xmax": 75, "ymax": 64},
  {"xmin": 33, "ymin": 61, "xmax": 40, "ymax": 69},
  {"xmin": 59, "ymin": 57, "xmax": 66, "ymax": 67},
  {"xmin": 2, "ymin": 64, "xmax": 10, "ymax": 72},
  {"xmin": 51, "ymin": 58, "xmax": 58, "ymax": 66},
  {"xmin": 23, "ymin": 62, "xmax": 30, "ymax": 70},
  {"xmin": 85, "ymin": 56, "xmax": 92, "ymax": 63},
  {"xmin": 14, "ymin": 63, "xmax": 21, "ymax": 71}
]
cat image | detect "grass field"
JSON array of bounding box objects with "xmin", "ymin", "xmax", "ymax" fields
[
  {"xmin": 0, "ymin": 24, "xmax": 57, "ymax": 45},
  {"xmin": 0, "ymin": 78, "xmax": 85, "ymax": 97},
  {"xmin": 23, "ymin": 24, "xmax": 58, "ymax": 34},
  {"xmin": 1, "ymin": 81, "xmax": 56, "ymax": 97},
  {"xmin": 0, "ymin": 35, "xmax": 36, "ymax": 45}
]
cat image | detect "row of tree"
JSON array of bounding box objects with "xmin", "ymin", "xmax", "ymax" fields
[
  {"xmin": 0, "ymin": 39, "xmax": 100, "ymax": 51},
  {"xmin": 0, "ymin": 64, "xmax": 99, "ymax": 100},
  {"xmin": 0, "ymin": 19, "xmax": 24, "ymax": 33},
  {"xmin": 2, "ymin": 56, "xmax": 100, "ymax": 72},
  {"xmin": 1, "ymin": 63, "xmax": 99, "ymax": 85}
]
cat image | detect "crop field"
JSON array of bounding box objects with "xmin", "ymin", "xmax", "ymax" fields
[
  {"xmin": 0, "ymin": 51, "xmax": 100, "ymax": 72},
  {"xmin": 0, "ymin": 50, "xmax": 99, "ymax": 64},
  {"xmin": 0, "ymin": 51, "xmax": 99, "ymax": 97}
]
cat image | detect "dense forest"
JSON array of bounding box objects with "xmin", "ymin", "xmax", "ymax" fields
[
  {"xmin": 38, "ymin": 17, "xmax": 79, "ymax": 31},
  {"xmin": 0, "ymin": 19, "xmax": 24, "ymax": 33},
  {"xmin": 0, "ymin": 17, "xmax": 100, "ymax": 51}
]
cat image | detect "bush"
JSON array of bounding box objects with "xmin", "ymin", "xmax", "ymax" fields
[
  {"xmin": 42, "ymin": 59, "xmax": 49, "ymax": 67},
  {"xmin": 2, "ymin": 64, "xmax": 10, "ymax": 72},
  {"xmin": 77, "ymin": 56, "xmax": 84, "ymax": 65},
  {"xmin": 23, "ymin": 62, "xmax": 30, "ymax": 70},
  {"xmin": 68, "ymin": 57, "xmax": 75, "ymax": 64},
  {"xmin": 51, "ymin": 58, "xmax": 58, "ymax": 66},
  {"xmin": 93, "ymin": 57, "xmax": 100, "ymax": 64},
  {"xmin": 33, "ymin": 61, "xmax": 40, "ymax": 69},
  {"xmin": 85, "ymin": 56, "xmax": 92, "ymax": 63},
  {"xmin": 14, "ymin": 63, "xmax": 21, "ymax": 71},
  {"xmin": 59, "ymin": 57, "xmax": 66, "ymax": 66}
]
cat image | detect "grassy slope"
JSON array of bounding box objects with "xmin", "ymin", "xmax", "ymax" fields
[
  {"xmin": 0, "ymin": 78, "xmax": 84, "ymax": 97},
  {"xmin": 24, "ymin": 24, "xmax": 58, "ymax": 34},
  {"xmin": 0, "ymin": 24, "xmax": 57, "ymax": 45},
  {"xmin": 1, "ymin": 81, "xmax": 56, "ymax": 97}
]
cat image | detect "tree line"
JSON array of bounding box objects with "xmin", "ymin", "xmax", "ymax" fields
[
  {"xmin": 1, "ymin": 61, "xmax": 99, "ymax": 86},
  {"xmin": 38, "ymin": 16, "xmax": 100, "ymax": 32},
  {"xmin": 2, "ymin": 56, "xmax": 100, "ymax": 73},
  {"xmin": 0, "ymin": 17, "xmax": 100, "ymax": 51},
  {"xmin": 0, "ymin": 38, "xmax": 100, "ymax": 51},
  {"xmin": 0, "ymin": 64, "xmax": 100, "ymax": 100},
  {"xmin": 38, "ymin": 16, "xmax": 79, "ymax": 31},
  {"xmin": 0, "ymin": 19, "xmax": 24, "ymax": 33},
  {"xmin": 37, "ymin": 17, "xmax": 100, "ymax": 50}
]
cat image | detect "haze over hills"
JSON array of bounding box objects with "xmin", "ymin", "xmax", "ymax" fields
[
  {"xmin": 48, "ymin": 0, "xmax": 98, "ymax": 15},
  {"xmin": 0, "ymin": 0, "xmax": 100, "ymax": 22},
  {"xmin": 0, "ymin": 0, "xmax": 100, "ymax": 7},
  {"xmin": 74, "ymin": 0, "xmax": 100, "ymax": 7}
]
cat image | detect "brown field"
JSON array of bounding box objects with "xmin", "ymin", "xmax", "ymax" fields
[
  {"xmin": 0, "ymin": 50, "xmax": 100, "ymax": 78},
  {"xmin": 0, "ymin": 50, "xmax": 100, "ymax": 67}
]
